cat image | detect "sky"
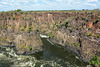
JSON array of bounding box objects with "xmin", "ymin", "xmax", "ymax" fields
[{"xmin": 0, "ymin": 0, "xmax": 100, "ymax": 11}]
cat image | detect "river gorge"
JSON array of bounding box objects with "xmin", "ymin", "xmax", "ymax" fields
[
  {"xmin": 0, "ymin": 11, "xmax": 100, "ymax": 67},
  {"xmin": 0, "ymin": 38, "xmax": 87, "ymax": 67}
]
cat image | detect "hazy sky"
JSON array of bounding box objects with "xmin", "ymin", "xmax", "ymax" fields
[{"xmin": 0, "ymin": 0, "xmax": 100, "ymax": 11}]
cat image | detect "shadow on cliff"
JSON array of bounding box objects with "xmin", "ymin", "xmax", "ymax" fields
[{"xmin": 0, "ymin": 60, "xmax": 13, "ymax": 67}]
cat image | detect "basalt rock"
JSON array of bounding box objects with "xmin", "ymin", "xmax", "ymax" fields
[
  {"xmin": 0, "ymin": 30, "xmax": 43, "ymax": 55},
  {"xmin": 0, "ymin": 11, "xmax": 100, "ymax": 63}
]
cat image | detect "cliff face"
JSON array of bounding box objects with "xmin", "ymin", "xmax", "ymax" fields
[
  {"xmin": 0, "ymin": 30, "xmax": 43, "ymax": 55},
  {"xmin": 0, "ymin": 11, "xmax": 100, "ymax": 62}
]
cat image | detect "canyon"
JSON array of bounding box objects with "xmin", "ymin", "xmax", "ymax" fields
[{"xmin": 0, "ymin": 10, "xmax": 100, "ymax": 66}]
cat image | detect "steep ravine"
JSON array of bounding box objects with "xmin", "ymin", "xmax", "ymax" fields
[
  {"xmin": 0, "ymin": 38, "xmax": 88, "ymax": 67},
  {"xmin": 0, "ymin": 11, "xmax": 100, "ymax": 66}
]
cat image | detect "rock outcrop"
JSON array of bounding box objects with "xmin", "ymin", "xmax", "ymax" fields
[{"xmin": 0, "ymin": 30, "xmax": 43, "ymax": 54}]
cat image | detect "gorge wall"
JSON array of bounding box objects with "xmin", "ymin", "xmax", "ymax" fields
[{"xmin": 0, "ymin": 11, "xmax": 100, "ymax": 63}]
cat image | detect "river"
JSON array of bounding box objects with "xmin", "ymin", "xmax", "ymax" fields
[{"xmin": 0, "ymin": 38, "xmax": 87, "ymax": 67}]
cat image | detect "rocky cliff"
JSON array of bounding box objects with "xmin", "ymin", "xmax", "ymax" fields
[{"xmin": 0, "ymin": 10, "xmax": 100, "ymax": 64}]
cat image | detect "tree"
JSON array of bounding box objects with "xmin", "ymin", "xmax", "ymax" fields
[{"xmin": 16, "ymin": 9, "xmax": 22, "ymax": 12}]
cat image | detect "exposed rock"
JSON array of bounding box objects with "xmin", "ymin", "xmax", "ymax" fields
[
  {"xmin": 86, "ymin": 65, "xmax": 93, "ymax": 67},
  {"xmin": 0, "ymin": 30, "xmax": 43, "ymax": 55},
  {"xmin": 0, "ymin": 11, "xmax": 100, "ymax": 63},
  {"xmin": 80, "ymin": 37, "xmax": 100, "ymax": 62},
  {"xmin": 14, "ymin": 33, "xmax": 43, "ymax": 54}
]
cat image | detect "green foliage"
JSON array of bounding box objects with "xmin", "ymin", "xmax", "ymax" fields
[
  {"xmin": 20, "ymin": 11, "xmax": 23, "ymax": 14},
  {"xmin": 65, "ymin": 21, "xmax": 68, "ymax": 28},
  {"xmin": 89, "ymin": 56, "xmax": 100, "ymax": 66},
  {"xmin": 28, "ymin": 27, "xmax": 31, "ymax": 29},
  {"xmin": 88, "ymin": 28, "xmax": 91, "ymax": 30},
  {"xmin": 0, "ymin": 38, "xmax": 6, "ymax": 42},
  {"xmin": 88, "ymin": 33, "xmax": 92, "ymax": 36},
  {"xmin": 49, "ymin": 31, "xmax": 52, "ymax": 38},
  {"xmin": 9, "ymin": 42, "xmax": 12, "ymax": 45},
  {"xmin": 52, "ymin": 27, "xmax": 55, "ymax": 31},
  {"xmin": 9, "ymin": 17, "xmax": 10, "ymax": 20},
  {"xmin": 24, "ymin": 17, "xmax": 30, "ymax": 20},
  {"xmin": 69, "ymin": 28, "xmax": 73, "ymax": 33},
  {"xmin": 36, "ymin": 28, "xmax": 39, "ymax": 32},
  {"xmin": 59, "ymin": 20, "xmax": 62, "ymax": 23},
  {"xmin": 73, "ymin": 42, "xmax": 79, "ymax": 47},
  {"xmin": 14, "ymin": 11, "xmax": 17, "ymax": 15},
  {"xmin": 93, "ymin": 19, "xmax": 99, "ymax": 24},
  {"xmin": 96, "ymin": 34, "xmax": 100, "ymax": 38},
  {"xmin": 28, "ymin": 27, "xmax": 32, "ymax": 31},
  {"xmin": 27, "ymin": 27, "xmax": 32, "ymax": 33},
  {"xmin": 28, "ymin": 47, "xmax": 32, "ymax": 50},
  {"xmin": 82, "ymin": 17, "xmax": 86, "ymax": 20},
  {"xmin": 62, "ymin": 39, "xmax": 64, "ymax": 43},
  {"xmin": 84, "ymin": 33, "xmax": 88, "ymax": 36},
  {"xmin": 12, "ymin": 17, "xmax": 15, "ymax": 20},
  {"xmin": 43, "ymin": 30, "xmax": 46, "ymax": 33},
  {"xmin": 85, "ymin": 11, "xmax": 87, "ymax": 13},
  {"xmin": 16, "ymin": 9, "xmax": 22, "ymax": 12},
  {"xmin": 75, "ymin": 17, "xmax": 79, "ymax": 20},
  {"xmin": 96, "ymin": 19, "xmax": 99, "ymax": 22},
  {"xmin": 93, "ymin": 20, "xmax": 95, "ymax": 24},
  {"xmin": 24, "ymin": 25, "xmax": 26, "ymax": 28},
  {"xmin": 20, "ymin": 27, "xmax": 24, "ymax": 31},
  {"xmin": 56, "ymin": 25, "xmax": 59, "ymax": 28}
]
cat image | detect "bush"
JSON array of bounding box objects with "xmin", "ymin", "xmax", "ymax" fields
[
  {"xmin": 28, "ymin": 27, "xmax": 31, "ymax": 29},
  {"xmin": 75, "ymin": 17, "xmax": 79, "ymax": 20},
  {"xmin": 49, "ymin": 31, "xmax": 52, "ymax": 38},
  {"xmin": 93, "ymin": 19, "xmax": 99, "ymax": 25},
  {"xmin": 69, "ymin": 28, "xmax": 73, "ymax": 33},
  {"xmin": 73, "ymin": 42, "xmax": 79, "ymax": 47},
  {"xmin": 20, "ymin": 27, "xmax": 24, "ymax": 31},
  {"xmin": 88, "ymin": 33, "xmax": 92, "ymax": 36},
  {"xmin": 43, "ymin": 30, "xmax": 46, "ymax": 33},
  {"xmin": 65, "ymin": 21, "xmax": 68, "ymax": 28},
  {"xmin": 56, "ymin": 25, "xmax": 59, "ymax": 28},
  {"xmin": 9, "ymin": 42, "xmax": 12, "ymax": 45},
  {"xmin": 96, "ymin": 34, "xmax": 100, "ymax": 38},
  {"xmin": 82, "ymin": 17, "xmax": 86, "ymax": 20},
  {"xmin": 62, "ymin": 39, "xmax": 64, "ymax": 43},
  {"xmin": 27, "ymin": 27, "xmax": 32, "ymax": 33},
  {"xmin": 29, "ymin": 47, "xmax": 32, "ymax": 50},
  {"xmin": 9, "ymin": 17, "xmax": 10, "ymax": 20},
  {"xmin": 88, "ymin": 28, "xmax": 91, "ymax": 30},
  {"xmin": 59, "ymin": 20, "xmax": 62, "ymax": 23},
  {"xmin": 16, "ymin": 9, "xmax": 22, "ymax": 12},
  {"xmin": 24, "ymin": 25, "xmax": 26, "ymax": 28},
  {"xmin": 89, "ymin": 56, "xmax": 100, "ymax": 66},
  {"xmin": 96, "ymin": 19, "xmax": 99, "ymax": 23},
  {"xmin": 85, "ymin": 11, "xmax": 87, "ymax": 13},
  {"xmin": 20, "ymin": 11, "xmax": 23, "ymax": 14},
  {"xmin": 12, "ymin": 17, "xmax": 15, "ymax": 20},
  {"xmin": 29, "ymin": 27, "xmax": 32, "ymax": 31},
  {"xmin": 36, "ymin": 28, "xmax": 39, "ymax": 32}
]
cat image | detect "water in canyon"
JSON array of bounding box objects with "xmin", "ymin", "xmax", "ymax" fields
[{"xmin": 0, "ymin": 38, "xmax": 88, "ymax": 67}]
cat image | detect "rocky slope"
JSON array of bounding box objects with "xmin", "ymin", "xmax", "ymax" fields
[
  {"xmin": 0, "ymin": 30, "xmax": 43, "ymax": 55},
  {"xmin": 0, "ymin": 10, "xmax": 100, "ymax": 65}
]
